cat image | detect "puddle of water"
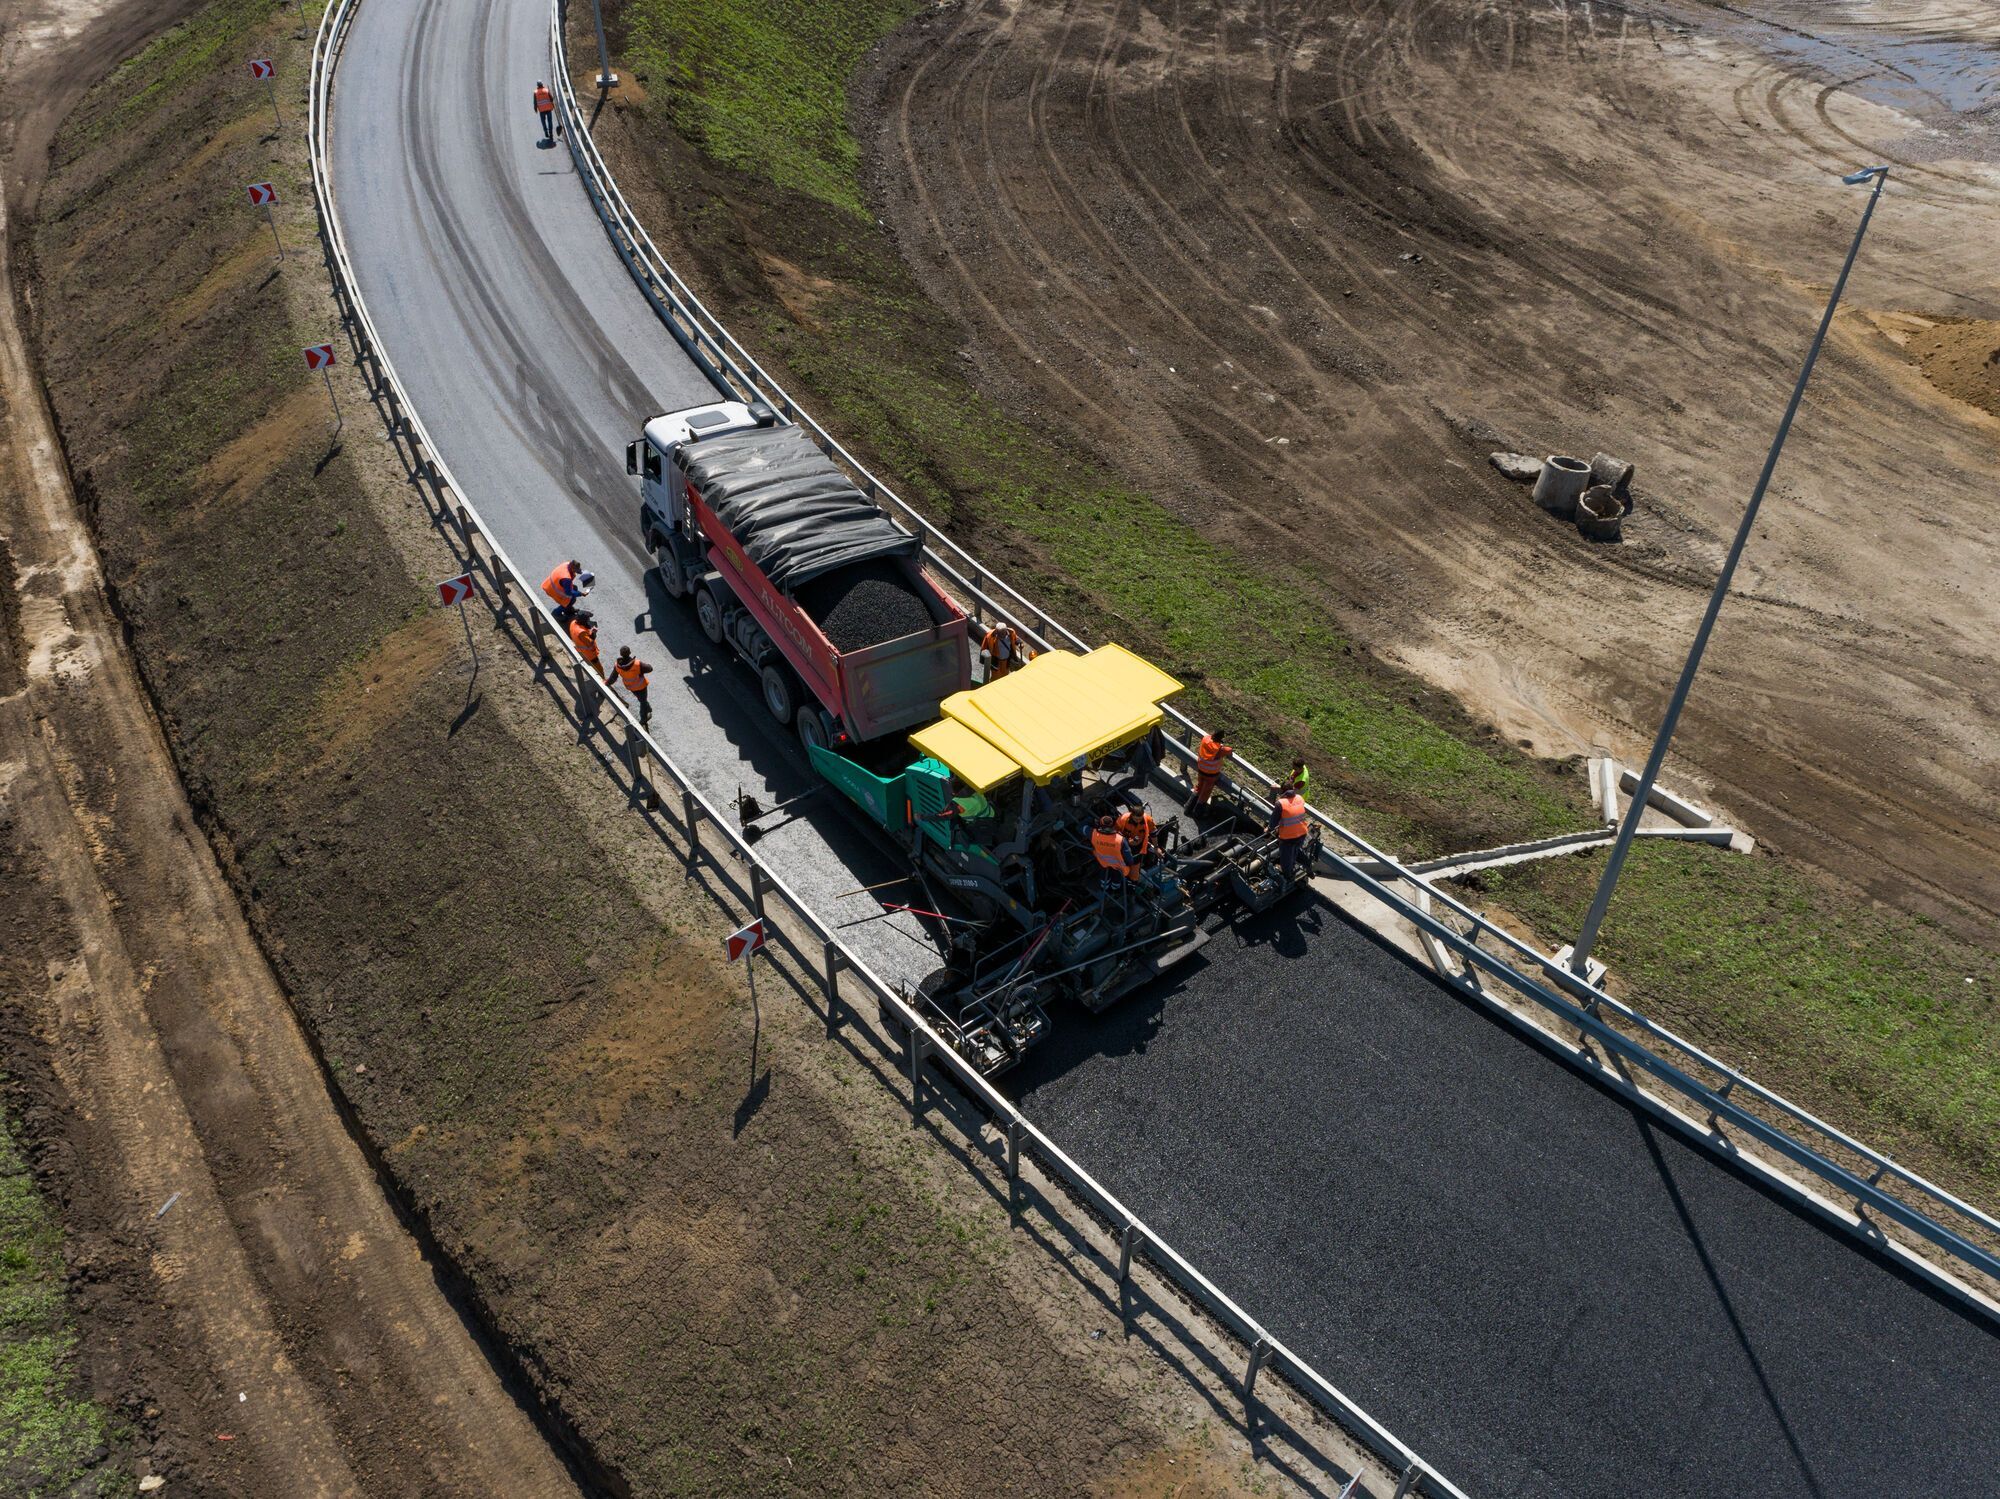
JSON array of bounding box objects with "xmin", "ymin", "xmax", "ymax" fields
[{"xmin": 1699, "ymin": 0, "xmax": 2000, "ymax": 160}]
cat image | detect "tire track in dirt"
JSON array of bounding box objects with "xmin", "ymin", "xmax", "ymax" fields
[{"xmin": 866, "ymin": 0, "xmax": 2000, "ymax": 938}]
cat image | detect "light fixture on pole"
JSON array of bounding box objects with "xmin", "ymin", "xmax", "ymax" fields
[
  {"xmin": 1566, "ymin": 165, "xmax": 1890, "ymax": 980},
  {"xmin": 590, "ymin": 0, "xmax": 618, "ymax": 90}
]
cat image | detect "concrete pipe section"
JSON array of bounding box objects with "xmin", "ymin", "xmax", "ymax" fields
[
  {"xmin": 1532, "ymin": 453, "xmax": 1592, "ymax": 516},
  {"xmin": 324, "ymin": 1, "xmax": 2000, "ymax": 1493},
  {"xmin": 1577, "ymin": 485, "xmax": 1624, "ymax": 539}
]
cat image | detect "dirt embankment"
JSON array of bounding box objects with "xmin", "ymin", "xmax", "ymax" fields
[
  {"xmin": 861, "ymin": 0, "xmax": 2000, "ymax": 947},
  {"xmin": 12, "ymin": 2, "xmax": 1312, "ymax": 1494}
]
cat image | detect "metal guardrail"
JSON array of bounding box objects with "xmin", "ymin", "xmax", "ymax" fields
[
  {"xmin": 544, "ymin": 3, "xmax": 2000, "ymax": 1314},
  {"xmin": 306, "ymin": 4, "xmax": 1467, "ymax": 1495}
]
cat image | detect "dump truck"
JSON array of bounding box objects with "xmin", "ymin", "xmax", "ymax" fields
[
  {"xmin": 632, "ymin": 403, "xmax": 1315, "ymax": 1074},
  {"xmin": 630, "ymin": 401, "xmax": 970, "ymax": 748}
]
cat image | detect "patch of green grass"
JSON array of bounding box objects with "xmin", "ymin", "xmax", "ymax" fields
[
  {"xmin": 0, "ymin": 1103, "xmax": 125, "ymax": 1497},
  {"xmin": 620, "ymin": 0, "xmax": 921, "ymax": 215},
  {"xmin": 1482, "ymin": 844, "xmax": 2000, "ymax": 1193},
  {"xmin": 84, "ymin": 0, "xmax": 273, "ymax": 151}
]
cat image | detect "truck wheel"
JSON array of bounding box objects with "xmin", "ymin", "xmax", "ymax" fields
[
  {"xmin": 694, "ymin": 586, "xmax": 725, "ymax": 646},
  {"xmin": 797, "ymin": 708, "xmax": 831, "ymax": 755},
  {"xmin": 760, "ymin": 663, "xmax": 797, "ymax": 726},
  {"xmin": 648, "ymin": 533, "xmax": 686, "ymax": 599}
]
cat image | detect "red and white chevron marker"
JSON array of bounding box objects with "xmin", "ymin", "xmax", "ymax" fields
[
  {"xmin": 725, "ymin": 920, "xmax": 768, "ymax": 963},
  {"xmin": 245, "ymin": 181, "xmax": 278, "ymax": 206},
  {"xmin": 437, "ymin": 573, "xmax": 479, "ymax": 675},
  {"xmin": 304, "ymin": 344, "xmax": 341, "ymax": 432},
  {"xmin": 247, "ymin": 59, "xmax": 281, "ymax": 130}
]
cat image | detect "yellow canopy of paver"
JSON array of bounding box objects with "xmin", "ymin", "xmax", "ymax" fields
[{"xmin": 909, "ymin": 644, "xmax": 1184, "ymax": 791}]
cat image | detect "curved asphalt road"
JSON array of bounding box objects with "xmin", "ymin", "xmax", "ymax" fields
[{"xmin": 327, "ymin": 2, "xmax": 2000, "ymax": 1494}]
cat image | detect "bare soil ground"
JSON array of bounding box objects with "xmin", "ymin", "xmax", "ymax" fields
[
  {"xmin": 862, "ymin": 0, "xmax": 2000, "ymax": 945},
  {"xmin": 8, "ymin": 1, "xmax": 1352, "ymax": 1493}
]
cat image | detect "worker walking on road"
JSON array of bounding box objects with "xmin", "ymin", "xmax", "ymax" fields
[
  {"xmin": 568, "ymin": 611, "xmax": 609, "ymax": 683},
  {"xmin": 1186, "ymin": 727, "xmax": 1234, "ymax": 812},
  {"xmin": 612, "ymin": 646, "xmax": 653, "ymax": 726},
  {"xmin": 541, "ymin": 560, "xmax": 593, "ymax": 627},
  {"xmin": 1270, "ymin": 783, "xmax": 1310, "ymax": 881},
  {"xmin": 980, "ymin": 622, "xmax": 1035, "ymax": 681},
  {"xmin": 533, "ymin": 80, "xmax": 556, "ymax": 146}
]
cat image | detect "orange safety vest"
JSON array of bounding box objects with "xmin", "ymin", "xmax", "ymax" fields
[
  {"xmin": 542, "ymin": 565, "xmax": 575, "ymax": 606},
  {"xmin": 533, "ymin": 86, "xmax": 555, "ymax": 115},
  {"xmin": 614, "ymin": 658, "xmax": 649, "ymax": 692},
  {"xmin": 1196, "ymin": 734, "xmax": 1230, "ymax": 776},
  {"xmin": 1115, "ymin": 808, "xmax": 1154, "ymax": 855},
  {"xmin": 568, "ymin": 617, "xmax": 600, "ymax": 664},
  {"xmin": 1091, "ymin": 827, "xmax": 1135, "ymax": 878},
  {"xmin": 1275, "ymin": 792, "xmax": 1309, "ymax": 840}
]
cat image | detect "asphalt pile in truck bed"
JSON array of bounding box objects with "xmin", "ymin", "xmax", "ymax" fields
[{"xmin": 796, "ymin": 558, "xmax": 935, "ymax": 651}]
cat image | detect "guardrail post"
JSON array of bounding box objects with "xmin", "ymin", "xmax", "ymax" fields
[
  {"xmin": 574, "ymin": 663, "xmax": 595, "ymax": 740},
  {"xmin": 1242, "ymin": 1337, "xmax": 1270, "ymax": 1421},
  {"xmin": 1117, "ymin": 1220, "xmax": 1142, "ymax": 1334},
  {"xmin": 749, "ymin": 864, "xmax": 767, "ymax": 920},
  {"xmin": 531, "ymin": 607, "xmax": 552, "ymax": 682},
  {"xmin": 1005, "ymin": 1119, "xmax": 1022, "ymax": 1225},
  {"xmin": 1393, "ymin": 1463, "xmax": 1424, "ymax": 1498},
  {"xmin": 821, "ymin": 942, "xmax": 843, "ymax": 1036},
  {"xmin": 623, "ymin": 722, "xmax": 646, "ymax": 809},
  {"xmin": 908, "ymin": 1029, "xmax": 926, "ymax": 1124},
  {"xmin": 683, "ymin": 789, "xmax": 700, "ymax": 871}
]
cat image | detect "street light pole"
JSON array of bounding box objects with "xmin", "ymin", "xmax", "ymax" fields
[
  {"xmin": 590, "ymin": 0, "xmax": 618, "ymax": 90},
  {"xmin": 1568, "ymin": 164, "xmax": 1890, "ymax": 979}
]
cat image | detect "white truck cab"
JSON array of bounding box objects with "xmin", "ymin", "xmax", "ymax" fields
[{"xmin": 629, "ymin": 398, "xmax": 779, "ymax": 595}]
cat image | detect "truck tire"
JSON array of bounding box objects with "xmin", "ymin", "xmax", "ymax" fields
[
  {"xmin": 760, "ymin": 662, "xmax": 797, "ymax": 726},
  {"xmin": 694, "ymin": 585, "xmax": 725, "ymax": 646},
  {"xmin": 797, "ymin": 707, "xmax": 832, "ymax": 755},
  {"xmin": 648, "ymin": 531, "xmax": 687, "ymax": 599}
]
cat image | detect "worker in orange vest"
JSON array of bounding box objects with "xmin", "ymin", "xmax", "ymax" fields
[
  {"xmin": 980, "ymin": 622, "xmax": 1035, "ymax": 680},
  {"xmin": 1089, "ymin": 814, "xmax": 1137, "ymax": 893},
  {"xmin": 541, "ymin": 560, "xmax": 593, "ymax": 626},
  {"xmin": 1186, "ymin": 728, "xmax": 1233, "ymax": 811},
  {"xmin": 1114, "ymin": 803, "xmax": 1155, "ymax": 861},
  {"xmin": 612, "ymin": 646, "xmax": 653, "ymax": 725},
  {"xmin": 568, "ymin": 612, "xmax": 609, "ymax": 683},
  {"xmin": 533, "ymin": 81, "xmax": 556, "ymax": 146},
  {"xmin": 1269, "ymin": 784, "xmax": 1310, "ymax": 880}
]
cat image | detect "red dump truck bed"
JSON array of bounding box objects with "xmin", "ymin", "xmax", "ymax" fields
[{"xmin": 679, "ymin": 426, "xmax": 969, "ymax": 742}]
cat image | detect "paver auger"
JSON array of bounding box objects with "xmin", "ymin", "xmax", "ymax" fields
[{"xmin": 629, "ymin": 400, "xmax": 1315, "ymax": 1074}]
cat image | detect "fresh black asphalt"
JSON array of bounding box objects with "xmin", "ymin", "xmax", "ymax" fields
[{"xmin": 1014, "ymin": 893, "xmax": 2000, "ymax": 1498}]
